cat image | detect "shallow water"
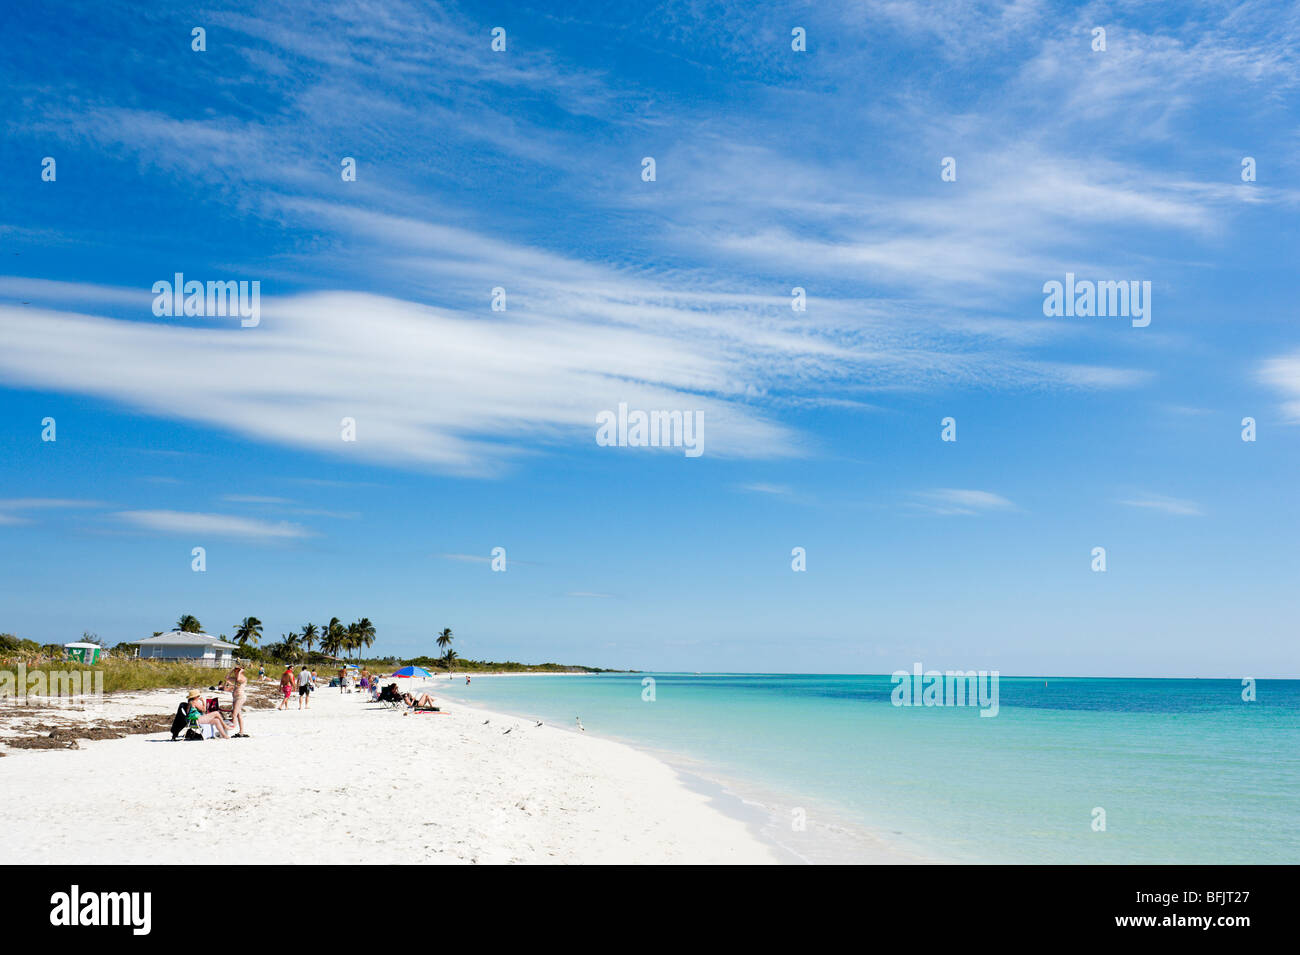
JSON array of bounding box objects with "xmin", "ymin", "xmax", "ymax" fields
[{"xmin": 432, "ymin": 673, "xmax": 1300, "ymax": 863}]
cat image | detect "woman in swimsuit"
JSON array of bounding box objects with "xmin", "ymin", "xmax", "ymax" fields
[{"xmin": 223, "ymin": 664, "xmax": 250, "ymax": 737}]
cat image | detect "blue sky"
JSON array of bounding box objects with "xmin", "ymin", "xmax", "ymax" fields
[{"xmin": 2, "ymin": 0, "xmax": 1298, "ymax": 675}]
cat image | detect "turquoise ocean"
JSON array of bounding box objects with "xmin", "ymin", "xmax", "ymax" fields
[{"xmin": 432, "ymin": 673, "xmax": 1300, "ymax": 864}]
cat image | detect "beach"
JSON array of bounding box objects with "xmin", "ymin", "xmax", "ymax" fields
[{"xmin": 0, "ymin": 683, "xmax": 779, "ymax": 865}]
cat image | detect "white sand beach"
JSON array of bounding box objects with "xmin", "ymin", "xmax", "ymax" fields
[{"xmin": 0, "ymin": 684, "xmax": 779, "ymax": 865}]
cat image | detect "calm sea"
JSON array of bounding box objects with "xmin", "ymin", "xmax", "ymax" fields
[{"xmin": 431, "ymin": 673, "xmax": 1300, "ymax": 864}]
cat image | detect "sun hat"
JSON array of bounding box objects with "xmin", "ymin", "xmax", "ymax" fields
[{"xmin": 187, "ymin": 689, "xmax": 202, "ymax": 700}]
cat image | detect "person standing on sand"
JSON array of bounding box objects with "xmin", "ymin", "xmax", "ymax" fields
[
  {"xmin": 338, "ymin": 665, "xmax": 347, "ymax": 693},
  {"xmin": 278, "ymin": 664, "xmax": 295, "ymax": 710},
  {"xmin": 222, "ymin": 664, "xmax": 250, "ymax": 737},
  {"xmin": 298, "ymin": 664, "xmax": 313, "ymax": 709}
]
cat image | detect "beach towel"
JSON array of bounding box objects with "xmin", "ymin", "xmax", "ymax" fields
[{"xmin": 169, "ymin": 702, "xmax": 190, "ymax": 740}]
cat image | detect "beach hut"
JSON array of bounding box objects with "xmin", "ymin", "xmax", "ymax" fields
[
  {"xmin": 135, "ymin": 631, "xmax": 237, "ymax": 669},
  {"xmin": 63, "ymin": 642, "xmax": 103, "ymax": 665}
]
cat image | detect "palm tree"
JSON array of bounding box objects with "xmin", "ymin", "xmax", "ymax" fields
[
  {"xmin": 282, "ymin": 632, "xmax": 302, "ymax": 661},
  {"xmin": 301, "ymin": 622, "xmax": 319, "ymax": 656},
  {"xmin": 356, "ymin": 618, "xmax": 376, "ymax": 661},
  {"xmin": 323, "ymin": 617, "xmax": 345, "ymax": 659},
  {"xmin": 443, "ymin": 648, "xmax": 458, "ymax": 670},
  {"xmin": 436, "ymin": 628, "xmax": 453, "ymax": 666},
  {"xmin": 233, "ymin": 617, "xmax": 263, "ymax": 647},
  {"xmin": 176, "ymin": 614, "xmax": 203, "ymax": 633}
]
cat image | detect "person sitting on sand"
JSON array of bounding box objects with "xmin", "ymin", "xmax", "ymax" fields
[
  {"xmin": 222, "ymin": 664, "xmax": 250, "ymax": 738},
  {"xmin": 278, "ymin": 665, "xmax": 295, "ymax": 710},
  {"xmin": 185, "ymin": 689, "xmax": 231, "ymax": 739},
  {"xmin": 401, "ymin": 691, "xmax": 438, "ymax": 710}
]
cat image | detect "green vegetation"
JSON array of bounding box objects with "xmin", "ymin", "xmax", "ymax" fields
[
  {"xmin": 233, "ymin": 616, "xmax": 263, "ymax": 647},
  {"xmin": 399, "ymin": 655, "xmax": 622, "ymax": 673},
  {"xmin": 2, "ymin": 617, "xmax": 628, "ymax": 695},
  {"xmin": 0, "ymin": 655, "xmax": 239, "ymax": 696},
  {"xmin": 0, "ymin": 633, "xmax": 43, "ymax": 658}
]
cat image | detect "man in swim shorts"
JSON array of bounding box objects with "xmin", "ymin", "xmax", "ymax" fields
[
  {"xmin": 298, "ymin": 664, "xmax": 313, "ymax": 709},
  {"xmin": 278, "ymin": 664, "xmax": 295, "ymax": 710}
]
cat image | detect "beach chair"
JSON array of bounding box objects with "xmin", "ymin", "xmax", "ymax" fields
[{"xmin": 169, "ymin": 702, "xmax": 190, "ymax": 740}]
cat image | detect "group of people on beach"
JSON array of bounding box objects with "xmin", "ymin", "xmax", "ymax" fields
[
  {"xmin": 177, "ymin": 661, "xmax": 444, "ymax": 740},
  {"xmin": 276, "ymin": 663, "xmax": 319, "ymax": 710},
  {"xmin": 172, "ymin": 663, "xmax": 250, "ymax": 740}
]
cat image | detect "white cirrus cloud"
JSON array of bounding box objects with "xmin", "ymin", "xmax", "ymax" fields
[
  {"xmin": 114, "ymin": 510, "xmax": 313, "ymax": 540},
  {"xmin": 0, "ymin": 498, "xmax": 106, "ymax": 525},
  {"xmin": 1259, "ymin": 350, "xmax": 1300, "ymax": 421},
  {"xmin": 0, "ymin": 498, "xmax": 105, "ymax": 510},
  {"xmin": 912, "ymin": 488, "xmax": 1018, "ymax": 516},
  {"xmin": 1118, "ymin": 493, "xmax": 1203, "ymax": 517},
  {"xmin": 737, "ymin": 482, "xmax": 793, "ymax": 496},
  {"xmin": 0, "ymin": 290, "xmax": 801, "ymax": 476}
]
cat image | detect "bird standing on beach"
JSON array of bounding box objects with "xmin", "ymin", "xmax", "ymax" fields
[{"xmin": 575, "ymin": 717, "xmax": 584, "ymax": 732}]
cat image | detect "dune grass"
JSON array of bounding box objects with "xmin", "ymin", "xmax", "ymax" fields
[{"xmin": 0, "ymin": 657, "xmax": 235, "ymax": 697}]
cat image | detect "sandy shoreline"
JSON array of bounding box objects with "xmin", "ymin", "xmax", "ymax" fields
[
  {"xmin": 434, "ymin": 680, "xmax": 934, "ymax": 864},
  {"xmin": 0, "ymin": 684, "xmax": 779, "ymax": 864}
]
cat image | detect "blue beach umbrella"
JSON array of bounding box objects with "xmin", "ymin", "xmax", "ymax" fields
[{"xmin": 390, "ymin": 665, "xmax": 431, "ymax": 679}]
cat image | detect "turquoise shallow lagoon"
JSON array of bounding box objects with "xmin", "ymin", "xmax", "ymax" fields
[{"xmin": 434, "ymin": 673, "xmax": 1300, "ymax": 863}]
